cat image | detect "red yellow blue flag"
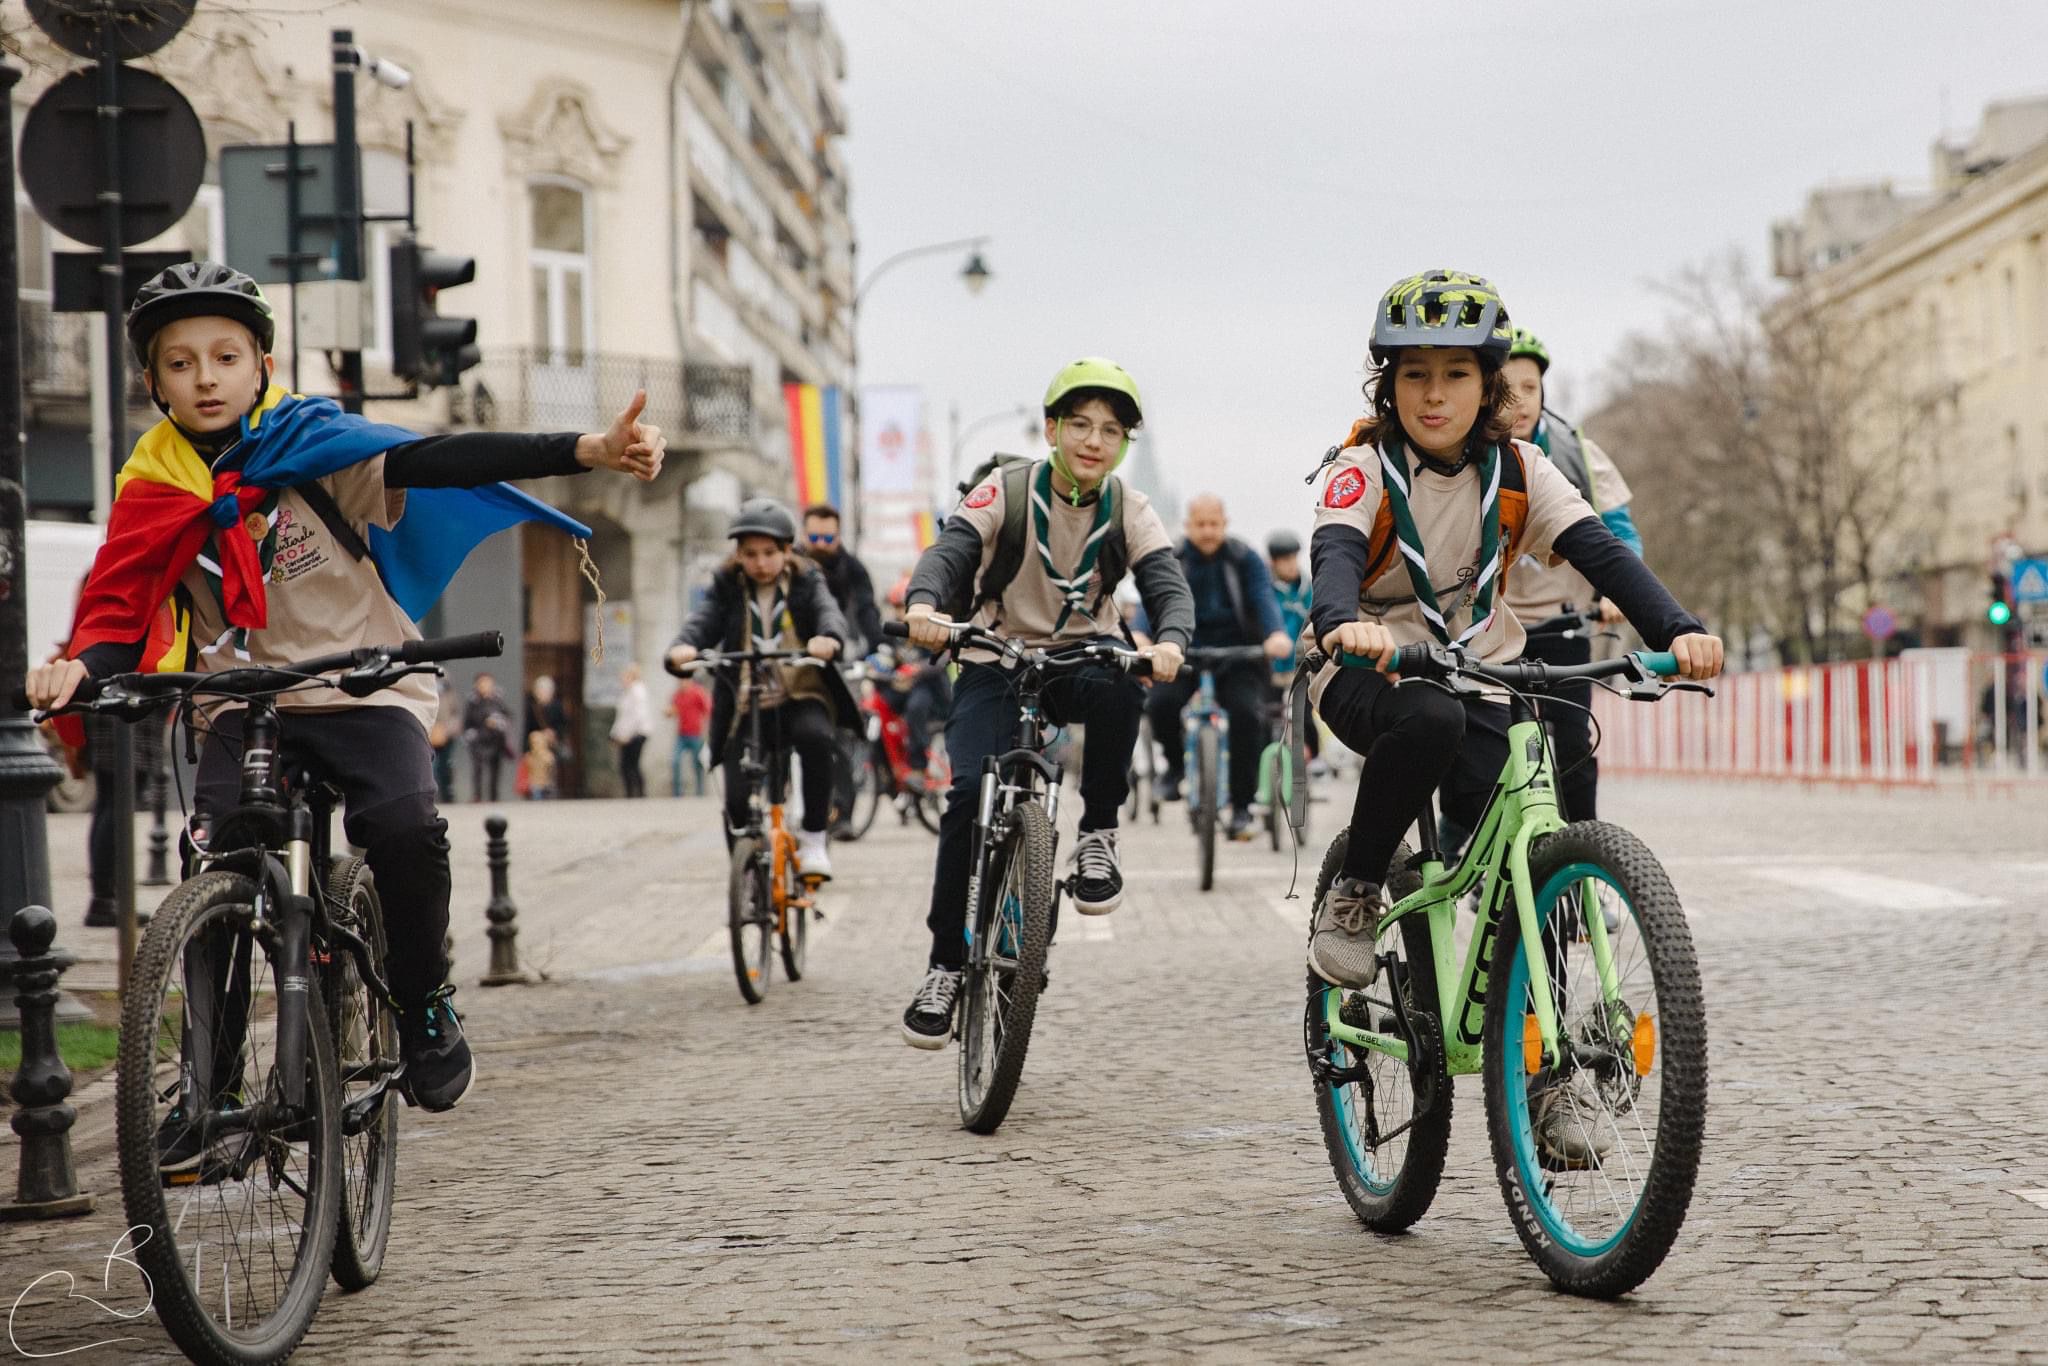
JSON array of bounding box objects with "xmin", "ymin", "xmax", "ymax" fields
[{"xmin": 783, "ymin": 383, "xmax": 844, "ymax": 509}]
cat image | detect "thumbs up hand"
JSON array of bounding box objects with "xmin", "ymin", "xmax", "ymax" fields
[{"xmin": 578, "ymin": 389, "xmax": 665, "ymax": 482}]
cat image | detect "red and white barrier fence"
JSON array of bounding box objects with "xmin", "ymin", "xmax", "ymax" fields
[{"xmin": 1595, "ymin": 648, "xmax": 2048, "ymax": 785}]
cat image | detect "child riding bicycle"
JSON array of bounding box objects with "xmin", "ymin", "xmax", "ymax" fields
[
  {"xmin": 896, "ymin": 357, "xmax": 1195, "ymax": 1049},
  {"xmin": 665, "ymin": 499, "xmax": 859, "ymax": 877},
  {"xmin": 25, "ymin": 261, "xmax": 665, "ymax": 1115}
]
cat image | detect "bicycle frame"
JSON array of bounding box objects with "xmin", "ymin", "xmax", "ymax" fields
[
  {"xmin": 726, "ymin": 653, "xmax": 819, "ymax": 933},
  {"xmin": 1181, "ymin": 669, "xmax": 1229, "ymax": 808},
  {"xmin": 961, "ymin": 677, "xmax": 1062, "ymax": 965},
  {"xmin": 1319, "ymin": 690, "xmax": 1605, "ymax": 1078}
]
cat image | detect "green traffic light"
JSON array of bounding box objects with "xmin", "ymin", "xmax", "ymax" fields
[{"xmin": 1988, "ymin": 600, "xmax": 2013, "ymax": 626}]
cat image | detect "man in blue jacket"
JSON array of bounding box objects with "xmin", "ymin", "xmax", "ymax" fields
[{"xmin": 1144, "ymin": 495, "xmax": 1292, "ymax": 839}]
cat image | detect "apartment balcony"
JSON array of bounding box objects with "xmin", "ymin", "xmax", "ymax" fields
[{"xmin": 462, "ymin": 348, "xmax": 753, "ymax": 450}]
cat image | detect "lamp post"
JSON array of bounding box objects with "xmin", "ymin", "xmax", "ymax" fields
[
  {"xmin": 948, "ymin": 401, "xmax": 1037, "ymax": 489},
  {"xmin": 846, "ymin": 237, "xmax": 991, "ymax": 548}
]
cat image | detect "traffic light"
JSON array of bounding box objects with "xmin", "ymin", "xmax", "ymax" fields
[
  {"xmin": 390, "ymin": 236, "xmax": 480, "ymax": 388},
  {"xmin": 1987, "ymin": 574, "xmax": 2015, "ymax": 627}
]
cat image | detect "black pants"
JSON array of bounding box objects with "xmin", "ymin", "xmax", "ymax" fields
[
  {"xmin": 195, "ymin": 707, "xmax": 451, "ymax": 1008},
  {"xmin": 1316, "ymin": 668, "xmax": 1510, "ymax": 887},
  {"xmin": 470, "ymin": 747, "xmax": 504, "ymax": 803},
  {"xmin": 721, "ymin": 699, "xmax": 835, "ymax": 835},
  {"xmin": 1146, "ymin": 659, "xmax": 1269, "ymax": 809},
  {"xmin": 618, "ymin": 736, "xmax": 648, "ymax": 798},
  {"xmin": 926, "ymin": 653, "xmax": 1142, "ymax": 969},
  {"xmin": 1521, "ymin": 631, "xmax": 1597, "ymax": 821}
]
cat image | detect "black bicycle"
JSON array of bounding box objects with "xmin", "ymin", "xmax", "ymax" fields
[
  {"xmin": 32, "ymin": 632, "xmax": 502, "ymax": 1366},
  {"xmin": 666, "ymin": 646, "xmax": 828, "ymax": 1004},
  {"xmin": 884, "ymin": 619, "xmax": 1150, "ymax": 1133}
]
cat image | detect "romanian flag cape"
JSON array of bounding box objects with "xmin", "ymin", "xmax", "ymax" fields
[{"xmin": 68, "ymin": 386, "xmax": 590, "ymax": 671}]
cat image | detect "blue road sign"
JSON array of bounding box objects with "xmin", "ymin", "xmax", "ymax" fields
[{"xmin": 2012, "ymin": 557, "xmax": 2048, "ymax": 604}]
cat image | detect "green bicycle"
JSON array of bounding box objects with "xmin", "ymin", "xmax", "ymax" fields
[{"xmin": 1303, "ymin": 641, "xmax": 1710, "ymax": 1298}]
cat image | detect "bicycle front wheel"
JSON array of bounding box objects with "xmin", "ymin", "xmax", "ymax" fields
[
  {"xmin": 832, "ymin": 738, "xmax": 880, "ymax": 841},
  {"xmin": 1307, "ymin": 832, "xmax": 1451, "ymax": 1232},
  {"xmin": 323, "ymin": 857, "xmax": 398, "ymax": 1292},
  {"xmin": 957, "ymin": 801, "xmax": 1055, "ymax": 1134},
  {"xmin": 728, "ymin": 837, "xmax": 774, "ymax": 1004},
  {"xmin": 915, "ymin": 739, "xmax": 949, "ymax": 835},
  {"xmin": 1481, "ymin": 821, "xmax": 1707, "ymax": 1298},
  {"xmin": 1195, "ymin": 727, "xmax": 1220, "ymax": 890},
  {"xmin": 117, "ymin": 869, "xmax": 342, "ymax": 1366}
]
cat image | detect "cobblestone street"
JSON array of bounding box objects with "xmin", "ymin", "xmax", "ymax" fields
[{"xmin": 6, "ymin": 777, "xmax": 2047, "ymax": 1363}]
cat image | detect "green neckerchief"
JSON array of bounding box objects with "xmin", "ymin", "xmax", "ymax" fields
[
  {"xmin": 195, "ymin": 489, "xmax": 286, "ymax": 662},
  {"xmin": 1029, "ymin": 459, "xmax": 1116, "ymax": 632},
  {"xmin": 1377, "ymin": 436, "xmax": 1501, "ymax": 646}
]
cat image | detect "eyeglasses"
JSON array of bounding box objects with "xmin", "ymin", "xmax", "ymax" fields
[
  {"xmin": 807, "ymin": 532, "xmax": 838, "ymax": 546},
  {"xmin": 1062, "ymin": 417, "xmax": 1127, "ymax": 448}
]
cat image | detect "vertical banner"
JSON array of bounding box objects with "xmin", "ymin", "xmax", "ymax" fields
[
  {"xmin": 911, "ymin": 509, "xmax": 937, "ymax": 549},
  {"xmin": 859, "ymin": 385, "xmax": 925, "ymax": 495},
  {"xmin": 783, "ymin": 382, "xmax": 845, "ymax": 510}
]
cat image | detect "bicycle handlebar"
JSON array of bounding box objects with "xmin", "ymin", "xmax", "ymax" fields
[
  {"xmin": 1522, "ymin": 606, "xmax": 1605, "ymax": 641},
  {"xmin": 1314, "ymin": 640, "xmax": 1701, "ymax": 693},
  {"xmin": 1181, "ymin": 645, "xmax": 1271, "ymax": 669},
  {"xmin": 883, "ymin": 617, "xmax": 1151, "ymax": 677},
  {"xmin": 665, "ymin": 647, "xmax": 826, "ymax": 677}
]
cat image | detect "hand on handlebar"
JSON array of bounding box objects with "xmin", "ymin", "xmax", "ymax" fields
[
  {"xmin": 806, "ymin": 635, "xmax": 840, "ymax": 662},
  {"xmin": 1669, "ymin": 632, "xmax": 1724, "ymax": 680},
  {"xmin": 1598, "ymin": 598, "xmax": 1626, "ymax": 626},
  {"xmin": 1320, "ymin": 621, "xmax": 1398, "ymax": 672},
  {"xmin": 1262, "ymin": 630, "xmax": 1294, "ymax": 661},
  {"xmin": 26, "ymin": 658, "xmax": 90, "ymax": 711},
  {"xmin": 1145, "ymin": 640, "xmax": 1184, "ymax": 683},
  {"xmin": 666, "ymin": 643, "xmax": 699, "ymax": 672},
  {"xmin": 904, "ymin": 603, "xmax": 957, "ymax": 650}
]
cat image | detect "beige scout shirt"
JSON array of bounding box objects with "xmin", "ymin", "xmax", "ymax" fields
[
  {"xmin": 1503, "ymin": 434, "xmax": 1634, "ymax": 622},
  {"xmin": 183, "ymin": 455, "xmax": 435, "ymax": 732},
  {"xmin": 1308, "ymin": 438, "xmax": 1597, "ymax": 706},
  {"xmin": 949, "ymin": 459, "xmax": 1173, "ymax": 663}
]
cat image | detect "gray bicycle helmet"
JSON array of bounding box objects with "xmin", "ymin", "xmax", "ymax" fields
[
  {"xmin": 1369, "ymin": 269, "xmax": 1513, "ymax": 365},
  {"xmin": 1266, "ymin": 530, "xmax": 1302, "ymax": 558},
  {"xmin": 728, "ymin": 498, "xmax": 798, "ymax": 543},
  {"xmin": 126, "ymin": 261, "xmax": 276, "ymax": 368}
]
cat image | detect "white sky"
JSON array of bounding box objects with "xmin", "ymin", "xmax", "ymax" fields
[{"xmin": 842, "ymin": 0, "xmax": 2048, "ymax": 548}]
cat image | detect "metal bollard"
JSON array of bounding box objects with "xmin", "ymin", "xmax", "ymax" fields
[
  {"xmin": 479, "ymin": 816, "xmax": 531, "ymax": 986},
  {"xmin": 142, "ymin": 758, "xmax": 171, "ymax": 887},
  {"xmin": 0, "ymin": 907, "xmax": 95, "ymax": 1220}
]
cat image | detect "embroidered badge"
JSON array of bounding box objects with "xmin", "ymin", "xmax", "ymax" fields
[
  {"xmin": 963, "ymin": 483, "xmax": 997, "ymax": 510},
  {"xmin": 1325, "ymin": 468, "xmax": 1366, "ymax": 509}
]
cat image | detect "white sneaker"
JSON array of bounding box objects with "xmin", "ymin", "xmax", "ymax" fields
[{"xmin": 795, "ymin": 828, "xmax": 833, "ymax": 879}]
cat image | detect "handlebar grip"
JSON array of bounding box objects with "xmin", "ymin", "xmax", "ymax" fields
[
  {"xmin": 1633, "ymin": 650, "xmax": 1679, "ymax": 679},
  {"xmin": 399, "ymin": 631, "xmax": 505, "ymax": 665},
  {"xmin": 882, "ymin": 621, "xmax": 909, "ymax": 639},
  {"xmin": 1333, "ymin": 647, "xmax": 1401, "ymax": 672}
]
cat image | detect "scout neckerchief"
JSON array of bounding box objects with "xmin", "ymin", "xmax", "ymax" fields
[
  {"xmin": 1378, "ymin": 436, "xmax": 1501, "ymax": 646},
  {"xmin": 1029, "ymin": 458, "xmax": 1115, "ymax": 632},
  {"xmin": 195, "ymin": 486, "xmax": 287, "ymax": 661},
  {"xmin": 748, "ymin": 577, "xmax": 791, "ymax": 651}
]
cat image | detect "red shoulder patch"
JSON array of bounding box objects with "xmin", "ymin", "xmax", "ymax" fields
[
  {"xmin": 963, "ymin": 483, "xmax": 998, "ymax": 510},
  {"xmin": 1324, "ymin": 467, "xmax": 1366, "ymax": 509}
]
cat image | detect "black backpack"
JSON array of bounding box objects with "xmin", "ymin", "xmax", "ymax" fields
[{"xmin": 944, "ymin": 453, "xmax": 1129, "ymax": 623}]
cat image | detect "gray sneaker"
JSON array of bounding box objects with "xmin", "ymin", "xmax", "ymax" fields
[
  {"xmin": 1531, "ymin": 1068, "xmax": 1614, "ymax": 1169},
  {"xmin": 1307, "ymin": 876, "xmax": 1385, "ymax": 988}
]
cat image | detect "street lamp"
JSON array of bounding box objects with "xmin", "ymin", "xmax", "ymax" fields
[{"xmin": 948, "ymin": 401, "xmax": 1036, "ymax": 487}]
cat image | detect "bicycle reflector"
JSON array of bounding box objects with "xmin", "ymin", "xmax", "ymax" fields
[
  {"xmin": 1632, "ymin": 1013, "xmax": 1657, "ymax": 1076},
  {"xmin": 1524, "ymin": 1015, "xmax": 1543, "ymax": 1075}
]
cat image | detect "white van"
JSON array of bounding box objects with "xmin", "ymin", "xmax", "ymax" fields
[{"xmin": 26, "ymin": 519, "xmax": 106, "ymax": 812}]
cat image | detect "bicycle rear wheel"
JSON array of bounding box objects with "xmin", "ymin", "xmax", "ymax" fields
[
  {"xmin": 915, "ymin": 738, "xmax": 949, "ymax": 835},
  {"xmin": 728, "ymin": 837, "xmax": 774, "ymax": 1004},
  {"xmin": 780, "ymin": 882, "xmax": 810, "ymax": 981},
  {"xmin": 117, "ymin": 869, "xmax": 342, "ymax": 1366},
  {"xmin": 1306, "ymin": 833, "xmax": 1451, "ymax": 1233},
  {"xmin": 957, "ymin": 801, "xmax": 1055, "ymax": 1134},
  {"xmin": 832, "ymin": 737, "xmax": 879, "ymax": 841},
  {"xmin": 1126, "ymin": 715, "xmax": 1154, "ymax": 823},
  {"xmin": 323, "ymin": 857, "xmax": 398, "ymax": 1292},
  {"xmin": 1481, "ymin": 821, "xmax": 1707, "ymax": 1298},
  {"xmin": 1196, "ymin": 727, "xmax": 1220, "ymax": 890}
]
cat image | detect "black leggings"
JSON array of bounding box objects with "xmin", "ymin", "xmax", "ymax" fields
[
  {"xmin": 1521, "ymin": 631, "xmax": 1597, "ymax": 820},
  {"xmin": 1315, "ymin": 668, "xmax": 1509, "ymax": 887},
  {"xmin": 720, "ymin": 699, "xmax": 836, "ymax": 834}
]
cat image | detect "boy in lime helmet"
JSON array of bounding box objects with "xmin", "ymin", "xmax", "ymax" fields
[
  {"xmin": 1501, "ymin": 325, "xmax": 1643, "ymax": 825},
  {"xmin": 896, "ymin": 357, "xmax": 1194, "ymax": 1049}
]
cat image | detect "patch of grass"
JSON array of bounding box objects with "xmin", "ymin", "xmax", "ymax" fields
[{"xmin": 0, "ymin": 1022, "xmax": 123, "ymax": 1076}]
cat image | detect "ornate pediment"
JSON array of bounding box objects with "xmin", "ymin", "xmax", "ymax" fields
[{"xmin": 499, "ymin": 79, "xmax": 629, "ymax": 188}]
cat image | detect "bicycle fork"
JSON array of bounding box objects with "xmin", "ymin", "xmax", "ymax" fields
[{"xmin": 266, "ymin": 806, "xmax": 320, "ymax": 1118}]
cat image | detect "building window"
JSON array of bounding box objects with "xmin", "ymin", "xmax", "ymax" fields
[{"xmin": 529, "ymin": 180, "xmax": 591, "ymax": 364}]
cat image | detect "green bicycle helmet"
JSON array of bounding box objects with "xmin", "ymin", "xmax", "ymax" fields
[
  {"xmin": 126, "ymin": 261, "xmax": 276, "ymax": 369},
  {"xmin": 1369, "ymin": 269, "xmax": 1513, "ymax": 365},
  {"xmin": 1042, "ymin": 356, "xmax": 1143, "ymax": 426},
  {"xmin": 1507, "ymin": 326, "xmax": 1550, "ymax": 372}
]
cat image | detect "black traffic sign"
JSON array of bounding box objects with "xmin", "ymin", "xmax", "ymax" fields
[
  {"xmin": 26, "ymin": 0, "xmax": 197, "ymax": 61},
  {"xmin": 19, "ymin": 65, "xmax": 206, "ymax": 249}
]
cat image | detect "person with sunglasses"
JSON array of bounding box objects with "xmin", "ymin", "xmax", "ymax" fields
[{"xmin": 802, "ymin": 503, "xmax": 883, "ymax": 655}]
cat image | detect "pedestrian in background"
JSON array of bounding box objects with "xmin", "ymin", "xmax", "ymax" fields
[
  {"xmin": 463, "ymin": 672, "xmax": 514, "ymax": 802},
  {"xmin": 668, "ymin": 674, "xmax": 711, "ymax": 797},
  {"xmin": 520, "ymin": 729, "xmax": 558, "ymax": 800},
  {"xmin": 610, "ymin": 663, "xmax": 651, "ymax": 798},
  {"xmin": 429, "ymin": 680, "xmax": 460, "ymax": 803}
]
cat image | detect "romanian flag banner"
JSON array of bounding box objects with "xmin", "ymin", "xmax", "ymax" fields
[
  {"xmin": 912, "ymin": 509, "xmax": 938, "ymax": 550},
  {"xmin": 783, "ymin": 383, "xmax": 845, "ymax": 510}
]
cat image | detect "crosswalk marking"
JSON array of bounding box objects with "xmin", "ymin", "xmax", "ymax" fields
[{"xmin": 1749, "ymin": 865, "xmax": 1997, "ymax": 911}]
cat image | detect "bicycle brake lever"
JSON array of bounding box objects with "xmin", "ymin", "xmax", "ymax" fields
[{"xmin": 1666, "ymin": 680, "xmax": 1716, "ymax": 698}]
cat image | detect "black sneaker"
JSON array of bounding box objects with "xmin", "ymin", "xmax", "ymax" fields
[
  {"xmin": 901, "ymin": 967, "xmax": 962, "ymax": 1049},
  {"xmin": 1069, "ymin": 829, "xmax": 1123, "ymax": 914},
  {"xmin": 83, "ymin": 897, "xmax": 115, "ymax": 928},
  {"xmin": 398, "ymin": 985, "xmax": 474, "ymax": 1112},
  {"xmin": 1226, "ymin": 807, "xmax": 1256, "ymax": 841},
  {"xmin": 156, "ymin": 1095, "xmax": 241, "ymax": 1178}
]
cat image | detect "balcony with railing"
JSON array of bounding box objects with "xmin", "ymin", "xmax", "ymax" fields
[{"xmin": 461, "ymin": 348, "xmax": 754, "ymax": 448}]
